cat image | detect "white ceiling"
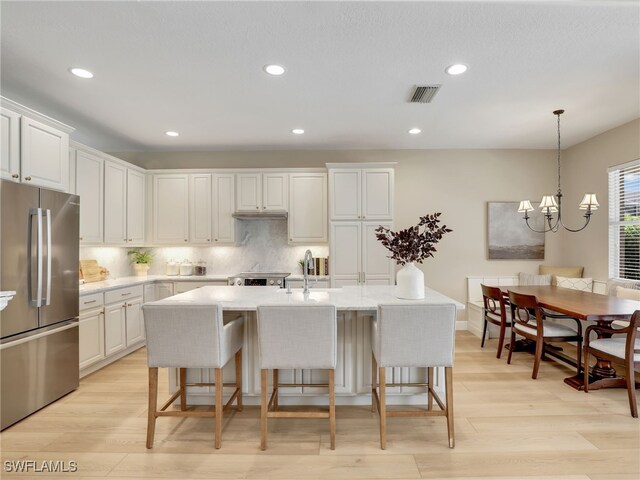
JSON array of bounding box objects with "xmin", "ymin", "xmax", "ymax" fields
[{"xmin": 1, "ymin": 1, "xmax": 638, "ymax": 152}]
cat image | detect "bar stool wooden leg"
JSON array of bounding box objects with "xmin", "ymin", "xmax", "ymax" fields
[
  {"xmin": 329, "ymin": 369, "xmax": 336, "ymax": 450},
  {"xmin": 371, "ymin": 353, "xmax": 377, "ymax": 413},
  {"xmin": 179, "ymin": 368, "xmax": 187, "ymax": 411},
  {"xmin": 378, "ymin": 367, "xmax": 387, "ymax": 450},
  {"xmin": 146, "ymin": 367, "xmax": 158, "ymax": 449},
  {"xmin": 427, "ymin": 367, "xmax": 434, "ymax": 411},
  {"xmin": 235, "ymin": 350, "xmax": 243, "ymax": 412},
  {"xmin": 273, "ymin": 368, "xmax": 279, "ymax": 411},
  {"xmin": 445, "ymin": 367, "xmax": 455, "ymax": 449},
  {"xmin": 215, "ymin": 368, "xmax": 223, "ymax": 449},
  {"xmin": 260, "ymin": 369, "xmax": 268, "ymax": 451}
]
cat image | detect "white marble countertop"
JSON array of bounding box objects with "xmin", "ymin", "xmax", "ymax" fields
[
  {"xmin": 79, "ymin": 274, "xmax": 331, "ymax": 295},
  {"xmin": 146, "ymin": 285, "xmax": 465, "ymax": 312}
]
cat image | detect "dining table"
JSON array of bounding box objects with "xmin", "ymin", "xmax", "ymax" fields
[{"xmin": 499, "ymin": 285, "xmax": 640, "ymax": 391}]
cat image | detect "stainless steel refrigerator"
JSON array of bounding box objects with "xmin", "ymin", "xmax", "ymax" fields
[{"xmin": 0, "ymin": 179, "xmax": 80, "ymax": 430}]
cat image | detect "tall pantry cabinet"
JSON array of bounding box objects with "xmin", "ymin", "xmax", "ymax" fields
[{"xmin": 328, "ymin": 164, "xmax": 395, "ymax": 287}]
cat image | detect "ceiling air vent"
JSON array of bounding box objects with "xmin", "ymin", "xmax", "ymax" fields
[{"xmin": 408, "ymin": 85, "xmax": 441, "ymax": 103}]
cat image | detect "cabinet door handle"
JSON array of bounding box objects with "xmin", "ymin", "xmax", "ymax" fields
[
  {"xmin": 256, "ymin": 206, "xmax": 259, "ymax": 210},
  {"xmin": 121, "ymin": 292, "xmax": 131, "ymax": 296},
  {"xmin": 24, "ymin": 176, "xmax": 32, "ymax": 181},
  {"xmin": 207, "ymin": 239, "xmax": 210, "ymax": 242},
  {"xmin": 184, "ymin": 239, "xmax": 188, "ymax": 242},
  {"xmin": 214, "ymin": 238, "xmax": 218, "ymax": 242},
  {"xmin": 11, "ymin": 173, "xmax": 19, "ymax": 179},
  {"xmin": 83, "ymin": 299, "xmax": 97, "ymax": 305},
  {"xmin": 362, "ymin": 272, "xmax": 366, "ymax": 283},
  {"xmin": 128, "ymin": 238, "xmax": 132, "ymax": 242},
  {"xmin": 79, "ymin": 237, "xmax": 83, "ymax": 241},
  {"xmin": 127, "ymin": 303, "xmax": 132, "ymax": 307}
]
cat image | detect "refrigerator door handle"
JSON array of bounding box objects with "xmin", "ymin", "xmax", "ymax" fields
[
  {"xmin": 44, "ymin": 209, "xmax": 52, "ymax": 306},
  {"xmin": 28, "ymin": 208, "xmax": 43, "ymax": 307}
]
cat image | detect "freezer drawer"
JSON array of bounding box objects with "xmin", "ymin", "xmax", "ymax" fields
[{"xmin": 0, "ymin": 320, "xmax": 79, "ymax": 430}]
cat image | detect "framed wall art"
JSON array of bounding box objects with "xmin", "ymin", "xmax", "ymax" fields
[{"xmin": 487, "ymin": 201, "xmax": 545, "ymax": 260}]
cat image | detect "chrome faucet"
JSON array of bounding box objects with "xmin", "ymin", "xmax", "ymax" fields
[{"xmin": 303, "ymin": 249, "xmax": 315, "ymax": 294}]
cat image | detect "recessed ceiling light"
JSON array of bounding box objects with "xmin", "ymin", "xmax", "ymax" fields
[
  {"xmin": 408, "ymin": 128, "xmax": 422, "ymax": 135},
  {"xmin": 69, "ymin": 67, "xmax": 94, "ymax": 79},
  {"xmin": 264, "ymin": 64, "xmax": 286, "ymax": 76},
  {"xmin": 291, "ymin": 128, "xmax": 304, "ymax": 135},
  {"xmin": 445, "ymin": 64, "xmax": 468, "ymax": 75},
  {"xmin": 165, "ymin": 131, "xmax": 179, "ymax": 137}
]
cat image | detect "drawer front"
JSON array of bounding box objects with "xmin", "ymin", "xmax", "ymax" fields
[
  {"xmin": 79, "ymin": 293, "xmax": 104, "ymax": 311},
  {"xmin": 104, "ymin": 285, "xmax": 144, "ymax": 304}
]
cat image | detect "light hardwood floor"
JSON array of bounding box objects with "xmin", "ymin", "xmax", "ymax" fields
[{"xmin": 1, "ymin": 331, "xmax": 638, "ymax": 479}]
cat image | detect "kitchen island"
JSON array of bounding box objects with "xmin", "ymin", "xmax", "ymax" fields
[{"xmin": 147, "ymin": 285, "xmax": 464, "ymax": 406}]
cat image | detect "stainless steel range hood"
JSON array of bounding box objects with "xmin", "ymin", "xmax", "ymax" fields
[{"xmin": 232, "ymin": 211, "xmax": 288, "ymax": 220}]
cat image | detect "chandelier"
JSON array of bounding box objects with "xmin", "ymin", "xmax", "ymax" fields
[{"xmin": 518, "ymin": 109, "xmax": 599, "ymax": 233}]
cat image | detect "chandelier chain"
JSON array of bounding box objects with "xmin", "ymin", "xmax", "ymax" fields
[{"xmin": 557, "ymin": 111, "xmax": 561, "ymax": 193}]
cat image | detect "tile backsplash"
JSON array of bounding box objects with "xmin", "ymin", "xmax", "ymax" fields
[{"xmin": 80, "ymin": 219, "xmax": 328, "ymax": 278}]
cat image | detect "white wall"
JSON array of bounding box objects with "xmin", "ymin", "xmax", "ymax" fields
[
  {"xmin": 112, "ymin": 148, "xmax": 564, "ymax": 305},
  {"xmin": 559, "ymin": 118, "xmax": 640, "ymax": 280}
]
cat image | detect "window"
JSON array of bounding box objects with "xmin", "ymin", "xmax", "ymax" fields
[{"xmin": 608, "ymin": 159, "xmax": 640, "ymax": 280}]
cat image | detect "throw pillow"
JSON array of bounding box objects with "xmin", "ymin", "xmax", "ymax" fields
[
  {"xmin": 539, "ymin": 266, "xmax": 584, "ymax": 285},
  {"xmin": 616, "ymin": 286, "xmax": 640, "ymax": 301},
  {"xmin": 556, "ymin": 276, "xmax": 593, "ymax": 292},
  {"xmin": 518, "ymin": 272, "xmax": 552, "ymax": 286}
]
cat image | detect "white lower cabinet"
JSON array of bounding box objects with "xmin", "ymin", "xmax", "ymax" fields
[
  {"xmin": 330, "ymin": 221, "xmax": 393, "ymax": 287},
  {"xmin": 104, "ymin": 302, "xmax": 126, "ymax": 356},
  {"xmin": 125, "ymin": 297, "xmax": 144, "ymax": 346},
  {"xmin": 79, "ymin": 306, "xmax": 105, "ymax": 370}
]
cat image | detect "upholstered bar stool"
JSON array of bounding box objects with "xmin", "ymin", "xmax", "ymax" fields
[
  {"xmin": 480, "ymin": 284, "xmax": 512, "ymax": 358},
  {"xmin": 142, "ymin": 303, "xmax": 244, "ymax": 449},
  {"xmin": 371, "ymin": 304, "xmax": 457, "ymax": 449},
  {"xmin": 256, "ymin": 304, "xmax": 337, "ymax": 450}
]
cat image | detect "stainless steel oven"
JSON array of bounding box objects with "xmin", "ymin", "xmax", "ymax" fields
[{"xmin": 228, "ymin": 272, "xmax": 290, "ymax": 288}]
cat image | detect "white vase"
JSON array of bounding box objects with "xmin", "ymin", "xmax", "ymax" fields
[
  {"xmin": 133, "ymin": 264, "xmax": 150, "ymax": 277},
  {"xmin": 396, "ymin": 262, "xmax": 425, "ymax": 299}
]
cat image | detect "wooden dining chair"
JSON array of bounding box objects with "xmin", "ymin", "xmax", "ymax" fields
[
  {"xmin": 480, "ymin": 284, "xmax": 511, "ymax": 359},
  {"xmin": 583, "ymin": 310, "xmax": 640, "ymax": 417},
  {"xmin": 507, "ymin": 291, "xmax": 582, "ymax": 379}
]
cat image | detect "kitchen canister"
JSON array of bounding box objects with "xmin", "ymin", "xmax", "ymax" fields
[
  {"xmin": 166, "ymin": 259, "xmax": 179, "ymax": 276},
  {"xmin": 194, "ymin": 260, "xmax": 207, "ymax": 276},
  {"xmin": 179, "ymin": 259, "xmax": 193, "ymax": 276}
]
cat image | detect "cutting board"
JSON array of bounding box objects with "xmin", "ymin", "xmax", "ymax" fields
[{"xmin": 80, "ymin": 260, "xmax": 105, "ymax": 283}]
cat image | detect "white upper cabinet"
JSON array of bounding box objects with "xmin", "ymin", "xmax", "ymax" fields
[
  {"xmin": 75, "ymin": 149, "xmax": 104, "ymax": 244},
  {"xmin": 236, "ymin": 171, "xmax": 288, "ymax": 212},
  {"xmin": 262, "ymin": 172, "xmax": 288, "ymax": 211},
  {"xmin": 0, "ymin": 107, "xmax": 20, "ymax": 182},
  {"xmin": 329, "ymin": 168, "xmax": 393, "ymax": 221},
  {"xmin": 362, "ymin": 169, "xmax": 394, "ymax": 220},
  {"xmin": 236, "ymin": 173, "xmax": 262, "ymax": 211},
  {"xmin": 329, "ymin": 169, "xmax": 361, "ymax": 220},
  {"xmin": 153, "ymin": 174, "xmax": 189, "ymax": 244},
  {"xmin": 189, "ymin": 174, "xmax": 212, "ymax": 244},
  {"xmin": 288, "ymin": 172, "xmax": 328, "ymax": 243},
  {"xmin": 104, "ymin": 161, "xmax": 127, "ymax": 245},
  {"xmin": 213, "ymin": 173, "xmax": 235, "ymax": 244},
  {"xmin": 126, "ymin": 169, "xmax": 145, "ymax": 244},
  {"xmin": 20, "ymin": 116, "xmax": 70, "ymax": 192},
  {"xmin": 1, "ymin": 99, "xmax": 74, "ymax": 191}
]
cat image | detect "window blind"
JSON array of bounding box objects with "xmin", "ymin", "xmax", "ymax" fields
[{"xmin": 608, "ymin": 159, "xmax": 640, "ymax": 280}]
